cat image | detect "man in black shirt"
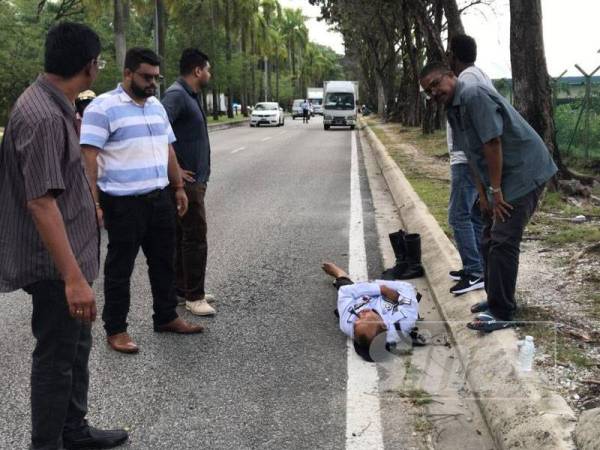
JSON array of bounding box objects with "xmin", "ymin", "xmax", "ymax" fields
[{"xmin": 162, "ymin": 49, "xmax": 216, "ymax": 317}]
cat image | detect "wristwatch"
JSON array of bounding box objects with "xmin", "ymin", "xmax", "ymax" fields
[{"xmin": 488, "ymin": 186, "xmax": 502, "ymax": 194}]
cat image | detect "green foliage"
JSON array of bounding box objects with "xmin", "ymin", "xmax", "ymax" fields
[
  {"xmin": 0, "ymin": 0, "xmax": 345, "ymax": 123},
  {"xmin": 554, "ymin": 97, "xmax": 600, "ymax": 162}
]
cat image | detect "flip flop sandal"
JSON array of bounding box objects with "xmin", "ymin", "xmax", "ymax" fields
[
  {"xmin": 470, "ymin": 301, "xmax": 489, "ymax": 314},
  {"xmin": 467, "ymin": 312, "xmax": 514, "ymax": 332}
]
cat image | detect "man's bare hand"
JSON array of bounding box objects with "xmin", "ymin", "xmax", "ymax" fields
[
  {"xmin": 175, "ymin": 187, "xmax": 188, "ymax": 217},
  {"xmin": 181, "ymin": 169, "xmax": 195, "ymax": 183},
  {"xmin": 492, "ymin": 191, "xmax": 513, "ymax": 222},
  {"xmin": 478, "ymin": 195, "xmax": 492, "ymax": 217},
  {"xmin": 380, "ymin": 285, "xmax": 399, "ymax": 303},
  {"xmin": 65, "ymin": 277, "xmax": 96, "ymax": 322},
  {"xmin": 96, "ymin": 206, "xmax": 104, "ymax": 228}
]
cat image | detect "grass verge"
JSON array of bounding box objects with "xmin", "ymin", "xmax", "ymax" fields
[{"xmin": 207, "ymin": 115, "xmax": 248, "ymax": 125}]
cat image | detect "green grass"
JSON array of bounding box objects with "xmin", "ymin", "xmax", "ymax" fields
[
  {"xmin": 517, "ymin": 305, "xmax": 596, "ymax": 368},
  {"xmin": 365, "ymin": 119, "xmax": 452, "ymax": 236},
  {"xmin": 206, "ymin": 115, "xmax": 248, "ymax": 125}
]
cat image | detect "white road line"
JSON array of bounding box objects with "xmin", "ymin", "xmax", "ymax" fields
[
  {"xmin": 261, "ymin": 136, "xmax": 272, "ymax": 141},
  {"xmin": 346, "ymin": 131, "xmax": 384, "ymax": 449},
  {"xmin": 230, "ymin": 147, "xmax": 245, "ymax": 154}
]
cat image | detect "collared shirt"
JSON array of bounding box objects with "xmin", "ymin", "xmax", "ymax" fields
[
  {"xmin": 0, "ymin": 75, "xmax": 99, "ymax": 292},
  {"xmin": 337, "ymin": 281, "xmax": 419, "ymax": 344},
  {"xmin": 446, "ymin": 65, "xmax": 496, "ymax": 165},
  {"xmin": 161, "ymin": 78, "xmax": 211, "ymax": 184},
  {"xmin": 80, "ymin": 84, "xmax": 176, "ymax": 196},
  {"xmin": 447, "ymin": 80, "xmax": 557, "ymax": 202}
]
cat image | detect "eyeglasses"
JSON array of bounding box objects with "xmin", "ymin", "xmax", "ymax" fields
[
  {"xmin": 94, "ymin": 58, "xmax": 106, "ymax": 70},
  {"xmin": 134, "ymin": 71, "xmax": 164, "ymax": 83},
  {"xmin": 423, "ymin": 73, "xmax": 445, "ymax": 96}
]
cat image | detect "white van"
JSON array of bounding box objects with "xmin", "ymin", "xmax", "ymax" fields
[{"xmin": 323, "ymin": 81, "xmax": 358, "ymax": 130}]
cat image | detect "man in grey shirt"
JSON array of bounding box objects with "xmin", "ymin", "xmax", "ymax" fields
[
  {"xmin": 420, "ymin": 61, "xmax": 557, "ymax": 332},
  {"xmin": 162, "ymin": 48, "xmax": 216, "ymax": 316},
  {"xmin": 0, "ymin": 22, "xmax": 127, "ymax": 449},
  {"xmin": 445, "ymin": 35, "xmax": 494, "ymax": 296}
]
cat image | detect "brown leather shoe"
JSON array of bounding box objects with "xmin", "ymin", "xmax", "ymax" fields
[
  {"xmin": 107, "ymin": 332, "xmax": 139, "ymax": 354},
  {"xmin": 154, "ymin": 317, "xmax": 205, "ymax": 334}
]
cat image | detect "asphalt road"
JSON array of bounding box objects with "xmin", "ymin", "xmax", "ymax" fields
[{"xmin": 0, "ymin": 116, "xmax": 398, "ymax": 449}]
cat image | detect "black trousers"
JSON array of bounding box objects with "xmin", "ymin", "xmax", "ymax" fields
[
  {"xmin": 482, "ymin": 185, "xmax": 544, "ymax": 320},
  {"xmin": 100, "ymin": 188, "xmax": 178, "ymax": 336},
  {"xmin": 24, "ymin": 280, "xmax": 91, "ymax": 450}
]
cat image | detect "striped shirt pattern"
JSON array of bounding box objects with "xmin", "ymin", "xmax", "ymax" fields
[
  {"xmin": 0, "ymin": 75, "xmax": 99, "ymax": 292},
  {"xmin": 80, "ymin": 84, "xmax": 176, "ymax": 196}
]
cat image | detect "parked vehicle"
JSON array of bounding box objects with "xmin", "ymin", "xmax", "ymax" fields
[
  {"xmin": 250, "ymin": 102, "xmax": 285, "ymax": 127},
  {"xmin": 307, "ymin": 87, "xmax": 324, "ymax": 115},
  {"xmin": 323, "ymin": 81, "xmax": 359, "ymax": 130}
]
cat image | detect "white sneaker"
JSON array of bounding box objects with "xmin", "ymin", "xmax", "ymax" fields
[{"xmin": 186, "ymin": 299, "xmax": 216, "ymax": 316}]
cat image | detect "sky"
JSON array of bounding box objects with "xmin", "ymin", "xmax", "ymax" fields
[{"xmin": 279, "ymin": 0, "xmax": 600, "ymax": 79}]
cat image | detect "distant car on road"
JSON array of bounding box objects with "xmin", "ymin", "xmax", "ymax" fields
[{"xmin": 250, "ymin": 102, "xmax": 285, "ymax": 127}]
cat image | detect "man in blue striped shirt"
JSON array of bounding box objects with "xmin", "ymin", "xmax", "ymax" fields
[{"xmin": 81, "ymin": 48, "xmax": 204, "ymax": 354}]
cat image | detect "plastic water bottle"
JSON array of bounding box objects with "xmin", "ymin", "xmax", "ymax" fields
[{"xmin": 517, "ymin": 336, "xmax": 535, "ymax": 372}]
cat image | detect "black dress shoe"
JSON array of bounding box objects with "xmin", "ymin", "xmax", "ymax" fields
[{"xmin": 63, "ymin": 425, "xmax": 128, "ymax": 449}]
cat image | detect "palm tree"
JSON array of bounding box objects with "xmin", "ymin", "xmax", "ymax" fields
[{"xmin": 279, "ymin": 8, "xmax": 308, "ymax": 97}]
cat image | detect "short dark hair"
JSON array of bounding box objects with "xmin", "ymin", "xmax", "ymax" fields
[
  {"xmin": 179, "ymin": 48, "xmax": 210, "ymax": 75},
  {"xmin": 44, "ymin": 22, "xmax": 101, "ymax": 78},
  {"xmin": 419, "ymin": 61, "xmax": 452, "ymax": 80},
  {"xmin": 353, "ymin": 337, "xmax": 375, "ymax": 362},
  {"xmin": 124, "ymin": 47, "xmax": 161, "ymax": 72},
  {"xmin": 450, "ymin": 34, "xmax": 477, "ymax": 64}
]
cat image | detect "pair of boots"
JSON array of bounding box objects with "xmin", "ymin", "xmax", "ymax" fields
[{"xmin": 381, "ymin": 229, "xmax": 424, "ymax": 280}]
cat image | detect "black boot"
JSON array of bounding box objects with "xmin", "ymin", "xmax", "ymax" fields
[
  {"xmin": 402, "ymin": 233, "xmax": 424, "ymax": 278},
  {"xmin": 381, "ymin": 229, "xmax": 407, "ymax": 280},
  {"xmin": 381, "ymin": 232, "xmax": 424, "ymax": 280},
  {"xmin": 388, "ymin": 229, "xmax": 407, "ymax": 261}
]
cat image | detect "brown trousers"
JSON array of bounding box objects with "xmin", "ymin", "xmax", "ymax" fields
[{"xmin": 176, "ymin": 182, "xmax": 208, "ymax": 300}]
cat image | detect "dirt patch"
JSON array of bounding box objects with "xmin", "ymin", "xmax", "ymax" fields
[{"xmin": 366, "ymin": 116, "xmax": 600, "ymax": 417}]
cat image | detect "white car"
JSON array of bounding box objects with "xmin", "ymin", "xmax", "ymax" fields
[{"xmin": 250, "ymin": 102, "xmax": 285, "ymax": 127}]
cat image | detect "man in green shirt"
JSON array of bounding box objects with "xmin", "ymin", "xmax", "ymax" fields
[{"xmin": 419, "ymin": 62, "xmax": 557, "ymax": 332}]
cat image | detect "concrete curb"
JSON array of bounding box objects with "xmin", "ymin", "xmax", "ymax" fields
[
  {"xmin": 207, "ymin": 119, "xmax": 249, "ymax": 132},
  {"xmin": 359, "ymin": 119, "xmax": 577, "ymax": 450}
]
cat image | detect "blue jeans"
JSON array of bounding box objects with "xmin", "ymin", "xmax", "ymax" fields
[{"xmin": 448, "ymin": 164, "xmax": 484, "ymax": 277}]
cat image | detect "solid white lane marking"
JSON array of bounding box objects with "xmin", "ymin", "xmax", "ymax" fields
[
  {"xmin": 346, "ymin": 131, "xmax": 383, "ymax": 450},
  {"xmin": 230, "ymin": 147, "xmax": 245, "ymax": 154},
  {"xmin": 261, "ymin": 136, "xmax": 272, "ymax": 141}
]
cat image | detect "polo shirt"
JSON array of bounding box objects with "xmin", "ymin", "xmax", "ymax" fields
[
  {"xmin": 161, "ymin": 78, "xmax": 211, "ymax": 184},
  {"xmin": 80, "ymin": 84, "xmax": 176, "ymax": 196},
  {"xmin": 0, "ymin": 75, "xmax": 99, "ymax": 291},
  {"xmin": 446, "ymin": 65, "xmax": 496, "ymax": 165},
  {"xmin": 337, "ymin": 280, "xmax": 420, "ymax": 344},
  {"xmin": 447, "ymin": 80, "xmax": 557, "ymax": 202}
]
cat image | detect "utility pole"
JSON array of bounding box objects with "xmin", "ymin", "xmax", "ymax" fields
[{"xmin": 154, "ymin": 0, "xmax": 160, "ymax": 98}]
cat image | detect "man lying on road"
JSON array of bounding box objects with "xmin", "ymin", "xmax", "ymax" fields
[{"xmin": 322, "ymin": 262, "xmax": 421, "ymax": 362}]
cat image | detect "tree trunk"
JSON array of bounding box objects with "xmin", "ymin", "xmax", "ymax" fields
[
  {"xmin": 156, "ymin": 0, "xmax": 167, "ymax": 94},
  {"xmin": 212, "ymin": 89, "xmax": 219, "ymax": 120},
  {"xmin": 224, "ymin": 0, "xmax": 234, "ymax": 118},
  {"xmin": 509, "ymin": 0, "xmax": 577, "ymax": 181},
  {"xmin": 114, "ymin": 0, "xmax": 127, "ymax": 71},
  {"xmin": 375, "ymin": 73, "xmax": 386, "ymax": 117},
  {"xmin": 275, "ymin": 55, "xmax": 280, "ymax": 101},
  {"xmin": 263, "ymin": 56, "xmax": 269, "ymax": 101},
  {"xmin": 443, "ymin": 0, "xmax": 464, "ymax": 42},
  {"xmin": 241, "ymin": 30, "xmax": 249, "ymax": 117}
]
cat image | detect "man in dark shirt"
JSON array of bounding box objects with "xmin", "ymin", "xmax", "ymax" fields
[
  {"xmin": 419, "ymin": 62, "xmax": 557, "ymax": 332},
  {"xmin": 0, "ymin": 23, "xmax": 127, "ymax": 449},
  {"xmin": 162, "ymin": 48, "xmax": 216, "ymax": 316}
]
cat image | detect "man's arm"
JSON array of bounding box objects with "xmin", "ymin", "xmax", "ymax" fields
[
  {"xmin": 27, "ymin": 195, "xmax": 96, "ymax": 322},
  {"xmin": 168, "ymin": 144, "xmax": 188, "ymax": 216},
  {"xmin": 482, "ymin": 137, "xmax": 513, "ymax": 221},
  {"xmin": 81, "ymin": 144, "xmax": 102, "ymax": 226}
]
